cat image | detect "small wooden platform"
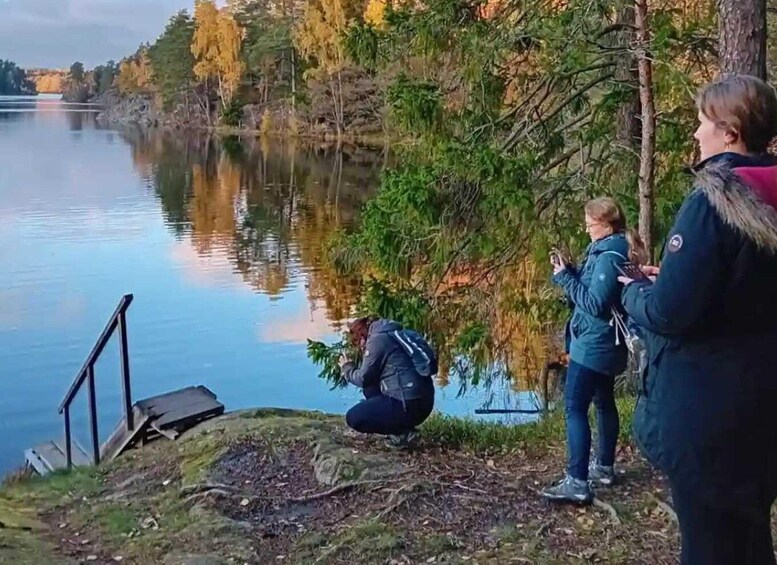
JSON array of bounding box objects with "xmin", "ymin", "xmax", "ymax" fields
[
  {"xmin": 25, "ymin": 440, "xmax": 91, "ymax": 476},
  {"xmin": 26, "ymin": 385, "xmax": 224, "ymax": 475}
]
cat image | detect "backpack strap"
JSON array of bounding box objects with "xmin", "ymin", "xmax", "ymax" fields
[{"xmin": 599, "ymin": 250, "xmax": 634, "ymax": 350}]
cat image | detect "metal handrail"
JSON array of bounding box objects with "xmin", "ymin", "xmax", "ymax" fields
[{"xmin": 59, "ymin": 294, "xmax": 134, "ymax": 468}]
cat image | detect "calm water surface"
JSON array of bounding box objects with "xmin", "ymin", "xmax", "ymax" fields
[{"xmin": 0, "ymin": 95, "xmax": 535, "ymax": 474}]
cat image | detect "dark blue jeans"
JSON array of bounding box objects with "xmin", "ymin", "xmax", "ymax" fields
[
  {"xmin": 346, "ymin": 384, "xmax": 434, "ymax": 436},
  {"xmin": 565, "ymin": 360, "xmax": 619, "ymax": 480}
]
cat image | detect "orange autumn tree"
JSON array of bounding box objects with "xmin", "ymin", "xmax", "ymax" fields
[{"xmin": 192, "ymin": 0, "xmax": 246, "ymax": 112}]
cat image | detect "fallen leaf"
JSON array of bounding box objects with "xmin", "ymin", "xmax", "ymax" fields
[
  {"xmin": 240, "ymin": 498, "xmax": 250, "ymax": 507},
  {"xmin": 162, "ymin": 479, "xmax": 171, "ymax": 487},
  {"xmin": 486, "ymin": 459, "xmax": 495, "ymax": 468},
  {"xmin": 86, "ymin": 556, "xmax": 98, "ymax": 562}
]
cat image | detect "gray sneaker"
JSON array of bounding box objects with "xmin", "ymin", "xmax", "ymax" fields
[
  {"xmin": 385, "ymin": 430, "xmax": 418, "ymax": 449},
  {"xmin": 588, "ymin": 462, "xmax": 616, "ymax": 487},
  {"xmin": 542, "ymin": 474, "xmax": 593, "ymax": 504}
]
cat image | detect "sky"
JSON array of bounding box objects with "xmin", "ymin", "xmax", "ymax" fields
[{"xmin": 0, "ymin": 0, "xmax": 196, "ymax": 69}]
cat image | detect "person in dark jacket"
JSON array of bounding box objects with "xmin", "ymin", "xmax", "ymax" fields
[
  {"xmin": 340, "ymin": 317, "xmax": 435, "ymax": 448},
  {"xmin": 620, "ymin": 75, "xmax": 777, "ymax": 565},
  {"xmin": 543, "ymin": 197, "xmax": 644, "ymax": 503}
]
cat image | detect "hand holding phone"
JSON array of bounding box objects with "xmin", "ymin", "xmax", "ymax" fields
[
  {"xmin": 550, "ymin": 250, "xmax": 566, "ymax": 274},
  {"xmin": 616, "ymin": 261, "xmax": 651, "ymax": 283}
]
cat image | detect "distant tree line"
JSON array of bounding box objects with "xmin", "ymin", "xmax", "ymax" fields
[{"xmin": 0, "ymin": 60, "xmax": 36, "ymax": 95}]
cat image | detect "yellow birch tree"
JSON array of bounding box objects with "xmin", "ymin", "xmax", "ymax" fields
[{"xmin": 192, "ymin": 0, "xmax": 245, "ymax": 110}]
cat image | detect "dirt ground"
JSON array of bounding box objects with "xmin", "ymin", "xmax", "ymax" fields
[{"xmin": 0, "ymin": 409, "xmax": 686, "ymax": 564}]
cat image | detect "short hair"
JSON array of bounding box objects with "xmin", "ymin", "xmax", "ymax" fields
[{"xmin": 697, "ymin": 74, "xmax": 777, "ymax": 153}]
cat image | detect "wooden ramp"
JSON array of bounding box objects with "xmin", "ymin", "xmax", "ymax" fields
[
  {"xmin": 25, "ymin": 440, "xmax": 91, "ymax": 476},
  {"xmin": 26, "ymin": 385, "xmax": 224, "ymax": 475}
]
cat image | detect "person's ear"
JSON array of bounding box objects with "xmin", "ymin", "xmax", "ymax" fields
[{"xmin": 724, "ymin": 129, "xmax": 739, "ymax": 148}]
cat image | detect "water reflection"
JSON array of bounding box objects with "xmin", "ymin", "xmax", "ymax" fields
[{"xmin": 123, "ymin": 129, "xmax": 381, "ymax": 326}]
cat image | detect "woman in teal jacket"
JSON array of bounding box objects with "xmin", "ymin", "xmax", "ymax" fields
[{"xmin": 543, "ymin": 197, "xmax": 642, "ymax": 504}]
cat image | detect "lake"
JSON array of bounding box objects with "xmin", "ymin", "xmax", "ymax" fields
[{"xmin": 0, "ymin": 95, "xmax": 537, "ymax": 475}]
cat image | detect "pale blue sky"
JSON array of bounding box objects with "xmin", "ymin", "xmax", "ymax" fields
[{"xmin": 0, "ymin": 0, "xmax": 193, "ymax": 69}]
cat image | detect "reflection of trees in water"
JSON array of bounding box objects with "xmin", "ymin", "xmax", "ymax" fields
[
  {"xmin": 65, "ymin": 110, "xmax": 99, "ymax": 131},
  {"xmin": 124, "ymin": 129, "xmax": 382, "ymax": 323},
  {"xmin": 122, "ymin": 130, "xmax": 561, "ymax": 401}
]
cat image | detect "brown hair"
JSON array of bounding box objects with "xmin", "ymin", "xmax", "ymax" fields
[
  {"xmin": 585, "ymin": 197, "xmax": 649, "ymax": 265},
  {"xmin": 697, "ymin": 75, "xmax": 777, "ymax": 153},
  {"xmin": 347, "ymin": 316, "xmax": 378, "ymax": 348},
  {"xmin": 585, "ymin": 197, "xmax": 626, "ymax": 232},
  {"xmin": 626, "ymin": 229, "xmax": 649, "ymax": 266}
]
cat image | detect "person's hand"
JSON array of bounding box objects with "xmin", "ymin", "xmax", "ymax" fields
[
  {"xmin": 618, "ymin": 275, "xmax": 634, "ymax": 286},
  {"xmin": 641, "ymin": 265, "xmax": 660, "ymax": 282},
  {"xmin": 550, "ymin": 253, "xmax": 566, "ymax": 275},
  {"xmin": 338, "ymin": 354, "xmax": 349, "ymax": 368}
]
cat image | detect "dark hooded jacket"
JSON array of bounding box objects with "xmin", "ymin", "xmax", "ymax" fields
[
  {"xmin": 623, "ymin": 153, "xmax": 777, "ymax": 515},
  {"xmin": 553, "ymin": 233, "xmax": 630, "ymax": 376},
  {"xmin": 341, "ymin": 319, "xmax": 435, "ymax": 403}
]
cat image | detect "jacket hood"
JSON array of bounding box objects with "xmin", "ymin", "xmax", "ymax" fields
[
  {"xmin": 369, "ymin": 319, "xmax": 403, "ymax": 335},
  {"xmin": 589, "ymin": 232, "xmax": 629, "ymax": 257},
  {"xmin": 694, "ymin": 153, "xmax": 777, "ymax": 253}
]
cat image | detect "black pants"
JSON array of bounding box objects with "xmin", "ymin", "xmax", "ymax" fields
[
  {"xmin": 346, "ymin": 384, "xmax": 434, "ymax": 435},
  {"xmin": 671, "ymin": 482, "xmax": 776, "ymax": 565}
]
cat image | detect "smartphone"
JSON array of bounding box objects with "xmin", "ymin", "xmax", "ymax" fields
[
  {"xmin": 550, "ymin": 248, "xmax": 566, "ymax": 266},
  {"xmin": 615, "ymin": 261, "xmax": 651, "ymax": 283}
]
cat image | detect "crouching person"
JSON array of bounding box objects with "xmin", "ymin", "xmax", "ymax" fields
[{"xmin": 340, "ymin": 317, "xmax": 436, "ymax": 448}]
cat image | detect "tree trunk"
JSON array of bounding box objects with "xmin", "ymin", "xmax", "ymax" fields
[
  {"xmin": 329, "ymin": 77, "xmax": 342, "ymax": 138},
  {"xmin": 291, "ymin": 48, "xmax": 297, "ymax": 114},
  {"xmin": 337, "ymin": 70, "xmax": 345, "ymax": 138},
  {"xmin": 613, "ymin": 6, "xmax": 640, "ymax": 149},
  {"xmin": 717, "ymin": 0, "xmax": 767, "ymax": 79},
  {"xmin": 635, "ymin": 0, "xmax": 656, "ymax": 261}
]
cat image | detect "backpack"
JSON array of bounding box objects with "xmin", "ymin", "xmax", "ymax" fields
[
  {"xmin": 611, "ymin": 308, "xmax": 648, "ymax": 387},
  {"xmin": 391, "ymin": 329, "xmax": 438, "ymax": 378},
  {"xmin": 600, "ymin": 250, "xmax": 649, "ymax": 381}
]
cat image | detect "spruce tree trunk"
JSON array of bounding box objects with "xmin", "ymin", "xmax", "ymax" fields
[{"xmin": 717, "ymin": 0, "xmax": 767, "ymax": 79}]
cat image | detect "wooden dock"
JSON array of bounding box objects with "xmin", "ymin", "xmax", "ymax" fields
[{"xmin": 26, "ymin": 385, "xmax": 224, "ymax": 475}]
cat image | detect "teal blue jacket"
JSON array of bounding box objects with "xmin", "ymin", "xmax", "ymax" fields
[{"xmin": 552, "ymin": 233, "xmax": 629, "ymax": 376}]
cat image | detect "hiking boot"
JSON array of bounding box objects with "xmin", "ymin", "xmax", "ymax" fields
[
  {"xmin": 541, "ymin": 474, "xmax": 593, "ymax": 504},
  {"xmin": 385, "ymin": 430, "xmax": 419, "ymax": 449},
  {"xmin": 588, "ymin": 462, "xmax": 616, "ymax": 487}
]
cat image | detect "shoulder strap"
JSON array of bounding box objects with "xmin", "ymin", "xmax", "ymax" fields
[{"xmin": 600, "ymin": 250, "xmax": 628, "ymax": 261}]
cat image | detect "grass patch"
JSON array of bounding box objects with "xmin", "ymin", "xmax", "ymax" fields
[
  {"xmin": 420, "ymin": 396, "xmax": 637, "ymax": 453},
  {"xmin": 421, "ymin": 533, "xmax": 459, "ymax": 554},
  {"xmin": 179, "ymin": 437, "xmax": 225, "ymax": 483},
  {"xmin": 239, "ymin": 408, "xmax": 334, "ymax": 421},
  {"xmin": 93, "ymin": 505, "xmax": 137, "ymax": 537},
  {"xmin": 298, "ymin": 519, "xmax": 404, "ymax": 561},
  {"xmin": 490, "ymin": 523, "xmax": 526, "ymax": 544},
  {"xmin": 420, "ymin": 411, "xmax": 565, "ymax": 453},
  {"xmin": 2, "ymin": 467, "xmax": 103, "ymax": 507}
]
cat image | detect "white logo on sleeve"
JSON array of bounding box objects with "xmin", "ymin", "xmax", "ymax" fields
[
  {"xmin": 598, "ymin": 273, "xmax": 606, "ymax": 281},
  {"xmin": 668, "ymin": 234, "xmax": 683, "ymax": 253}
]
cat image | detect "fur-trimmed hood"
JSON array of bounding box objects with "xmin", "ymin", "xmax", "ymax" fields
[{"xmin": 693, "ymin": 155, "xmax": 777, "ymax": 254}]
